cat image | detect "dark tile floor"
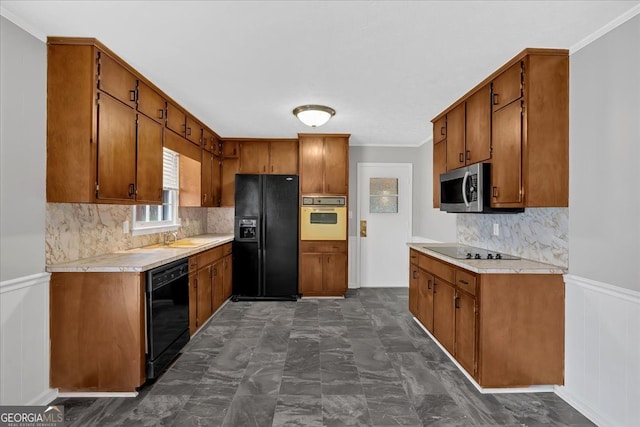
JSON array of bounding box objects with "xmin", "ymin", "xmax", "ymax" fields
[{"xmin": 53, "ymin": 288, "xmax": 594, "ymax": 426}]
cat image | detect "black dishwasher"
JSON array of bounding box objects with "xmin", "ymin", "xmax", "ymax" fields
[{"xmin": 146, "ymin": 258, "xmax": 190, "ymax": 379}]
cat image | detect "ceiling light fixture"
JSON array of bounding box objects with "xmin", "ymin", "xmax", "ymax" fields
[{"xmin": 292, "ymin": 105, "xmax": 335, "ymax": 127}]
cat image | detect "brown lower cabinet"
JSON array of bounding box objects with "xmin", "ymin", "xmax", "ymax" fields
[
  {"xmin": 408, "ymin": 248, "xmax": 564, "ymax": 388},
  {"xmin": 299, "ymin": 241, "xmax": 347, "ymax": 297},
  {"xmin": 49, "ymin": 243, "xmax": 233, "ymax": 392},
  {"xmin": 189, "ymin": 243, "xmax": 233, "ymax": 335},
  {"xmin": 50, "ymin": 272, "xmax": 145, "ymax": 392}
]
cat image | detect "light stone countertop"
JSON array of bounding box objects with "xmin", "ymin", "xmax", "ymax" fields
[
  {"xmin": 407, "ymin": 242, "xmax": 567, "ymax": 275},
  {"xmin": 46, "ymin": 234, "xmax": 234, "ymax": 273}
]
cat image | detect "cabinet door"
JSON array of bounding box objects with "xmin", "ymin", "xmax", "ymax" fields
[
  {"xmin": 418, "ymin": 272, "xmax": 434, "ymax": 333},
  {"xmin": 324, "ymin": 137, "xmax": 348, "ymax": 195},
  {"xmin": 455, "ymin": 290, "xmax": 476, "ymax": 376},
  {"xmin": 189, "ymin": 272, "xmax": 197, "ymax": 335},
  {"xmin": 491, "ymin": 100, "xmax": 523, "ymax": 205},
  {"xmin": 137, "ymin": 81, "xmax": 165, "ymax": 123},
  {"xmin": 212, "ymin": 260, "xmax": 224, "ymax": 313},
  {"xmin": 196, "ymin": 266, "xmax": 213, "ymax": 327},
  {"xmin": 202, "ymin": 129, "xmax": 215, "ymax": 153},
  {"xmin": 299, "ymin": 136, "xmax": 324, "ymax": 194},
  {"xmin": 433, "ymin": 116, "xmax": 446, "ymax": 143},
  {"xmin": 222, "ymin": 140, "xmax": 239, "ymax": 158},
  {"xmin": 135, "ymin": 113, "xmax": 163, "ymax": 204},
  {"xmin": 240, "ymin": 141, "xmax": 270, "ymax": 173},
  {"xmin": 465, "ymin": 85, "xmax": 491, "ymax": 165},
  {"xmin": 270, "ymin": 140, "xmax": 298, "ymax": 174},
  {"xmin": 324, "ymin": 253, "xmax": 347, "ymax": 294},
  {"xmin": 96, "ymin": 93, "xmax": 137, "ymax": 202},
  {"xmin": 212, "ymin": 154, "xmax": 221, "ymax": 207},
  {"xmin": 166, "ymin": 101, "xmax": 186, "ymax": 136},
  {"xmin": 492, "ymin": 62, "xmax": 522, "ymax": 112},
  {"xmin": 299, "ymin": 253, "xmax": 324, "ymax": 294},
  {"xmin": 185, "ymin": 116, "xmax": 201, "ymax": 146},
  {"xmin": 409, "ymin": 264, "xmax": 419, "ymax": 317},
  {"xmin": 446, "ymin": 103, "xmax": 466, "ymax": 170},
  {"xmin": 433, "ymin": 140, "xmax": 446, "ymax": 209},
  {"xmin": 222, "ymin": 254, "xmax": 233, "ymax": 299},
  {"xmin": 433, "ymin": 278, "xmax": 455, "ymax": 354},
  {"xmin": 201, "ymin": 151, "xmax": 214, "ymax": 207},
  {"xmin": 97, "ymin": 51, "xmax": 136, "ymax": 108},
  {"xmin": 221, "ymin": 157, "xmax": 239, "ymax": 206}
]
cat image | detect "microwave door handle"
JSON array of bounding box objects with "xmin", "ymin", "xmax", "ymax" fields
[{"xmin": 462, "ymin": 171, "xmax": 470, "ymax": 207}]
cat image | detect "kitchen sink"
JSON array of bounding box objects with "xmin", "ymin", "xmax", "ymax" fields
[{"xmin": 145, "ymin": 238, "xmax": 215, "ymax": 249}]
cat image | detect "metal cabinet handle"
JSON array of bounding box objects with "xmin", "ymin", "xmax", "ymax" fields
[
  {"xmin": 459, "ymin": 279, "xmax": 469, "ymax": 285},
  {"xmin": 492, "ymin": 186, "xmax": 499, "ymax": 198},
  {"xmin": 493, "ymin": 93, "xmax": 499, "ymax": 105},
  {"xmin": 129, "ymin": 90, "xmax": 136, "ymax": 102},
  {"xmin": 465, "ymin": 150, "xmax": 470, "ymax": 161},
  {"xmin": 440, "ymin": 126, "xmax": 445, "ymax": 136},
  {"xmin": 128, "ymin": 183, "xmax": 135, "ymax": 197},
  {"xmin": 459, "ymin": 152, "xmax": 464, "ymax": 163},
  {"xmin": 455, "ymin": 296, "xmax": 460, "ymax": 309},
  {"xmin": 187, "ymin": 127, "xmax": 192, "ymax": 136},
  {"xmin": 427, "ymin": 279, "xmax": 432, "ymax": 290},
  {"xmin": 158, "ymin": 109, "xmax": 164, "ymax": 119},
  {"xmin": 412, "ymin": 270, "xmax": 418, "ymax": 279}
]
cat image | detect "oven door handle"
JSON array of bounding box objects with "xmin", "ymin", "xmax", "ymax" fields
[{"xmin": 462, "ymin": 171, "xmax": 470, "ymax": 207}]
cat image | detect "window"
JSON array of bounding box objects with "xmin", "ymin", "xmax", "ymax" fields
[
  {"xmin": 131, "ymin": 148, "xmax": 181, "ymax": 235},
  {"xmin": 369, "ymin": 177, "xmax": 399, "ymax": 213}
]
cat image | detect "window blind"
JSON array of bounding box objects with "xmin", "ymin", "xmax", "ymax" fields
[{"xmin": 163, "ymin": 148, "xmax": 179, "ymax": 190}]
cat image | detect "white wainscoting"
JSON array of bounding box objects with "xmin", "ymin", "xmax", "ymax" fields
[
  {"xmin": 556, "ymin": 274, "xmax": 640, "ymax": 427},
  {"xmin": 0, "ymin": 272, "xmax": 56, "ymax": 405}
]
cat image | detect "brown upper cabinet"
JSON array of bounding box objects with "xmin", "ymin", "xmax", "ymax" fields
[
  {"xmin": 48, "ymin": 41, "xmax": 161, "ymax": 204},
  {"xmin": 491, "ymin": 62, "xmax": 523, "ymax": 112},
  {"xmin": 185, "ymin": 116, "xmax": 202, "ymax": 146},
  {"xmin": 433, "ymin": 116, "xmax": 446, "ymax": 143},
  {"xmin": 46, "ymin": 37, "xmax": 220, "ymax": 205},
  {"xmin": 238, "ymin": 139, "xmax": 298, "ymax": 174},
  {"xmin": 299, "ymin": 134, "xmax": 350, "ymax": 195},
  {"xmin": 431, "ymin": 48, "xmax": 568, "ymax": 208},
  {"xmin": 445, "ymin": 103, "xmax": 465, "ymax": 170},
  {"xmin": 166, "ymin": 101, "xmax": 186, "ymax": 136},
  {"xmin": 222, "ymin": 140, "xmax": 240, "ymax": 158},
  {"xmin": 96, "ymin": 51, "xmax": 137, "ymax": 108},
  {"xmin": 202, "ymin": 128, "xmax": 219, "ymax": 155},
  {"xmin": 137, "ymin": 81, "xmax": 166, "ymax": 124}
]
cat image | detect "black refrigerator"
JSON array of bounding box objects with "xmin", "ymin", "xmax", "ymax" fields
[{"xmin": 232, "ymin": 174, "xmax": 299, "ymax": 300}]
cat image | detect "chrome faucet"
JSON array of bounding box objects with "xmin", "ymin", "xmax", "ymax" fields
[{"xmin": 163, "ymin": 231, "xmax": 178, "ymax": 245}]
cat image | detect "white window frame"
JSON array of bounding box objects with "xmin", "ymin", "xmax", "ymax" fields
[{"xmin": 131, "ymin": 148, "xmax": 181, "ymax": 236}]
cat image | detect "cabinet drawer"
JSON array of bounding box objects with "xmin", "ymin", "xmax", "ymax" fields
[
  {"xmin": 197, "ymin": 246, "xmax": 224, "ymax": 267},
  {"xmin": 222, "ymin": 243, "xmax": 232, "ymax": 256},
  {"xmin": 418, "ymin": 254, "xmax": 455, "ymax": 283},
  {"xmin": 456, "ymin": 269, "xmax": 477, "ymax": 296},
  {"xmin": 433, "ymin": 116, "xmax": 446, "ymax": 143},
  {"xmin": 300, "ymin": 241, "xmax": 347, "ymax": 253},
  {"xmin": 188, "ymin": 256, "xmax": 198, "ymax": 272},
  {"xmin": 409, "ymin": 249, "xmax": 419, "ymax": 265}
]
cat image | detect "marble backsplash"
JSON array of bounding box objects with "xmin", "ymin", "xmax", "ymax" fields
[
  {"xmin": 456, "ymin": 208, "xmax": 568, "ymax": 267},
  {"xmin": 207, "ymin": 207, "xmax": 234, "ymax": 234},
  {"xmin": 46, "ymin": 203, "xmax": 231, "ymax": 265}
]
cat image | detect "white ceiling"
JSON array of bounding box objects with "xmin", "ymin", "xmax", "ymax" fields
[{"xmin": 2, "ymin": 1, "xmax": 639, "ymax": 146}]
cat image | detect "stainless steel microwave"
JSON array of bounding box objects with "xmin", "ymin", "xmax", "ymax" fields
[{"xmin": 440, "ymin": 163, "xmax": 523, "ymax": 214}]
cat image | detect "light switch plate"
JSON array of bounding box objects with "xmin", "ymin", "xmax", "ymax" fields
[
  {"xmin": 493, "ymin": 223, "xmax": 499, "ymax": 236},
  {"xmin": 123, "ymin": 220, "xmax": 130, "ymax": 234}
]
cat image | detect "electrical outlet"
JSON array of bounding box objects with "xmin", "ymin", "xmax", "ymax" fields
[
  {"xmin": 493, "ymin": 223, "xmax": 499, "ymax": 236},
  {"xmin": 123, "ymin": 220, "xmax": 130, "ymax": 234}
]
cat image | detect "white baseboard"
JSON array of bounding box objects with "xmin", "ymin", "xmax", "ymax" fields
[
  {"xmin": 561, "ymin": 274, "xmax": 640, "ymax": 427},
  {"xmin": 27, "ymin": 388, "xmax": 58, "ymax": 406}
]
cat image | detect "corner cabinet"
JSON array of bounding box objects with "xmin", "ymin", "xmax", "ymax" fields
[
  {"xmin": 431, "ymin": 48, "xmax": 568, "ymax": 209},
  {"xmin": 299, "ymin": 134, "xmax": 350, "ymax": 195},
  {"xmin": 408, "ymin": 248, "xmax": 564, "ymax": 388}
]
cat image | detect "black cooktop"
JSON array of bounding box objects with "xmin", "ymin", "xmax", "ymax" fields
[{"xmin": 422, "ymin": 245, "xmax": 520, "ymax": 260}]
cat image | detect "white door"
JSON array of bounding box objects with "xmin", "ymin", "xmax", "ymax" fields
[{"xmin": 357, "ymin": 163, "xmax": 412, "ymax": 287}]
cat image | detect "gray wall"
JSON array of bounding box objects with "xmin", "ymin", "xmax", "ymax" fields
[
  {"xmin": 0, "ymin": 16, "xmax": 47, "ymax": 281},
  {"xmin": 569, "ymin": 15, "xmax": 639, "ymax": 291},
  {"xmin": 348, "ymin": 144, "xmax": 456, "ymax": 242}
]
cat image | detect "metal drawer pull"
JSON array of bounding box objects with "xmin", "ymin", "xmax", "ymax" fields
[{"xmin": 459, "ymin": 279, "xmax": 469, "ymax": 285}]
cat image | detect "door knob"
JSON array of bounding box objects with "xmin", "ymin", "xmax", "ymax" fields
[{"xmin": 360, "ymin": 220, "xmax": 367, "ymax": 237}]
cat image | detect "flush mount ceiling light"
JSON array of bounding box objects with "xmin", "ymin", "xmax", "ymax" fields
[{"xmin": 292, "ymin": 105, "xmax": 335, "ymax": 127}]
